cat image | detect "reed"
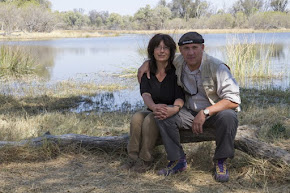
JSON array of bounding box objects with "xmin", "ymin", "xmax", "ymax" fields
[
  {"xmin": 118, "ymin": 67, "xmax": 138, "ymax": 78},
  {"xmin": 0, "ymin": 45, "xmax": 35, "ymax": 76},
  {"xmin": 226, "ymin": 35, "xmax": 275, "ymax": 80}
]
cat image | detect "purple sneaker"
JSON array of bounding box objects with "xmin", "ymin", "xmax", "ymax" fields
[
  {"xmin": 214, "ymin": 158, "xmax": 229, "ymax": 182},
  {"xmin": 158, "ymin": 157, "xmax": 187, "ymax": 176}
]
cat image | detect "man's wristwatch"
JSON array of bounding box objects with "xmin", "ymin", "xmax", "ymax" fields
[{"xmin": 203, "ymin": 109, "xmax": 210, "ymax": 118}]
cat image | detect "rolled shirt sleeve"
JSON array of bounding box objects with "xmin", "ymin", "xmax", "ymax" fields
[
  {"xmin": 140, "ymin": 74, "xmax": 150, "ymax": 96},
  {"xmin": 216, "ymin": 64, "xmax": 241, "ymax": 104}
]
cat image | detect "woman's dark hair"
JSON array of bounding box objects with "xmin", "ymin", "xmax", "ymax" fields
[{"xmin": 147, "ymin": 34, "xmax": 176, "ymax": 74}]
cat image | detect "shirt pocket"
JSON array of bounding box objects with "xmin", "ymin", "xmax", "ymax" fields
[{"xmin": 202, "ymin": 77, "xmax": 215, "ymax": 93}]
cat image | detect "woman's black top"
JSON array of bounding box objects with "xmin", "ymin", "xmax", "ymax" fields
[{"xmin": 140, "ymin": 68, "xmax": 185, "ymax": 106}]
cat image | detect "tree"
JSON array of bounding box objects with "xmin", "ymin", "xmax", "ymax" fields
[
  {"xmin": 61, "ymin": 11, "xmax": 88, "ymax": 29},
  {"xmin": 168, "ymin": 0, "xmax": 210, "ymax": 20},
  {"xmin": 0, "ymin": 2, "xmax": 21, "ymax": 35},
  {"xmin": 231, "ymin": 0, "xmax": 264, "ymax": 16},
  {"xmin": 5, "ymin": 0, "xmax": 52, "ymax": 8},
  {"xmin": 270, "ymin": 0, "xmax": 288, "ymax": 11},
  {"xmin": 121, "ymin": 15, "xmax": 135, "ymax": 30},
  {"xmin": 158, "ymin": 0, "xmax": 167, "ymax": 6},
  {"xmin": 106, "ymin": 13, "xmax": 123, "ymax": 30},
  {"xmin": 169, "ymin": 0, "xmax": 192, "ymax": 19},
  {"xmin": 88, "ymin": 10, "xmax": 109, "ymax": 28},
  {"xmin": 152, "ymin": 5, "xmax": 172, "ymax": 29},
  {"xmin": 134, "ymin": 5, "xmax": 154, "ymax": 30},
  {"xmin": 20, "ymin": 3, "xmax": 56, "ymax": 32},
  {"xmin": 194, "ymin": 0, "xmax": 210, "ymax": 18}
]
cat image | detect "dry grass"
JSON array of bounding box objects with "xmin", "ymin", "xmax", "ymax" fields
[
  {"xmin": 0, "ymin": 110, "xmax": 131, "ymax": 141},
  {"xmin": 0, "ymin": 142, "xmax": 288, "ymax": 193},
  {"xmin": 0, "ymin": 30, "xmax": 119, "ymax": 40},
  {"xmin": 2, "ymin": 29, "xmax": 290, "ymax": 41},
  {"xmin": 92, "ymin": 29, "xmax": 290, "ymax": 35}
]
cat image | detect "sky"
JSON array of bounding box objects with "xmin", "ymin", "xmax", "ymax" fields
[{"xmin": 49, "ymin": 0, "xmax": 231, "ymax": 15}]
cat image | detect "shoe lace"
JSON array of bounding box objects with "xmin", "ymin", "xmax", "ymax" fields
[
  {"xmin": 216, "ymin": 159, "xmax": 227, "ymax": 175},
  {"xmin": 167, "ymin": 160, "xmax": 178, "ymax": 169}
]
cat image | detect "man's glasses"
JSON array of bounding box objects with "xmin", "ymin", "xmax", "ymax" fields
[
  {"xmin": 182, "ymin": 73, "xmax": 198, "ymax": 96},
  {"xmin": 183, "ymin": 84, "xmax": 198, "ymax": 96}
]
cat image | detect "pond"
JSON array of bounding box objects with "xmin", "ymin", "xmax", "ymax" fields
[{"xmin": 1, "ymin": 33, "xmax": 289, "ymax": 112}]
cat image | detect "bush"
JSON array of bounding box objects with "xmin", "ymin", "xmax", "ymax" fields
[
  {"xmin": 248, "ymin": 11, "xmax": 290, "ymax": 29},
  {"xmin": 187, "ymin": 17, "xmax": 208, "ymax": 29},
  {"xmin": 164, "ymin": 18, "xmax": 188, "ymax": 30},
  {"xmin": 206, "ymin": 14, "xmax": 235, "ymax": 29},
  {"xmin": 234, "ymin": 11, "xmax": 248, "ymax": 28}
]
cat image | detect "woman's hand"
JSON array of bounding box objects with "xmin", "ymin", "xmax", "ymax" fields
[
  {"xmin": 151, "ymin": 104, "xmax": 167, "ymax": 113},
  {"xmin": 153, "ymin": 105, "xmax": 179, "ymax": 120},
  {"xmin": 137, "ymin": 60, "xmax": 150, "ymax": 83}
]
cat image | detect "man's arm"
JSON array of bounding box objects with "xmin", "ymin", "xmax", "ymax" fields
[
  {"xmin": 204, "ymin": 99, "xmax": 238, "ymax": 116},
  {"xmin": 137, "ymin": 60, "xmax": 150, "ymax": 83},
  {"xmin": 192, "ymin": 63, "xmax": 240, "ymax": 135},
  {"xmin": 192, "ymin": 99, "xmax": 238, "ymax": 135}
]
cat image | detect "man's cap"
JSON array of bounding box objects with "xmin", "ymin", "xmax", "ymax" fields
[{"xmin": 178, "ymin": 32, "xmax": 204, "ymax": 46}]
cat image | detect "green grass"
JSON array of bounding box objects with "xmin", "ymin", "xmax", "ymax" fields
[
  {"xmin": 0, "ymin": 45, "xmax": 36, "ymax": 77},
  {"xmin": 239, "ymin": 88, "xmax": 290, "ymax": 143}
]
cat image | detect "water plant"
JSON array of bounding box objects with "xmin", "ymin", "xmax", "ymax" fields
[
  {"xmin": 226, "ymin": 35, "xmax": 275, "ymax": 80},
  {"xmin": 118, "ymin": 67, "xmax": 138, "ymax": 78},
  {"xmin": 0, "ymin": 44, "xmax": 35, "ymax": 77}
]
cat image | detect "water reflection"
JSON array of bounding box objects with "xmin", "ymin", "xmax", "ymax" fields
[
  {"xmin": 271, "ymin": 44, "xmax": 285, "ymax": 59},
  {"xmin": 29, "ymin": 45, "xmax": 55, "ymax": 80},
  {"xmin": 71, "ymin": 88, "xmax": 145, "ymax": 113}
]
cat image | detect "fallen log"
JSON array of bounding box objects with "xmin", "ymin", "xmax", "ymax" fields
[
  {"xmin": 0, "ymin": 125, "xmax": 289, "ymax": 165},
  {"xmin": 177, "ymin": 125, "xmax": 290, "ymax": 165}
]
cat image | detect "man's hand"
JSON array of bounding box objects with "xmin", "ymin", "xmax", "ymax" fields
[
  {"xmin": 137, "ymin": 60, "xmax": 150, "ymax": 83},
  {"xmin": 192, "ymin": 110, "xmax": 206, "ymax": 134}
]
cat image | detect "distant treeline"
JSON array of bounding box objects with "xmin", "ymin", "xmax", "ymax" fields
[{"xmin": 0, "ymin": 0, "xmax": 290, "ymax": 34}]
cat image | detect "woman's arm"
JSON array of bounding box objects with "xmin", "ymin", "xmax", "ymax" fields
[{"xmin": 142, "ymin": 93, "xmax": 167, "ymax": 112}]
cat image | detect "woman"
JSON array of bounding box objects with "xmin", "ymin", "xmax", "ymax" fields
[{"xmin": 121, "ymin": 34, "xmax": 185, "ymax": 173}]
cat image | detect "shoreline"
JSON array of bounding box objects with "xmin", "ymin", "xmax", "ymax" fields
[{"xmin": 1, "ymin": 29, "xmax": 290, "ymax": 41}]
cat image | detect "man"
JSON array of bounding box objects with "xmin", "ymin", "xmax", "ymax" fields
[{"xmin": 138, "ymin": 32, "xmax": 241, "ymax": 182}]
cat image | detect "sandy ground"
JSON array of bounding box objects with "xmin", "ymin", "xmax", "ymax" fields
[{"xmin": 0, "ymin": 149, "xmax": 289, "ymax": 193}]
